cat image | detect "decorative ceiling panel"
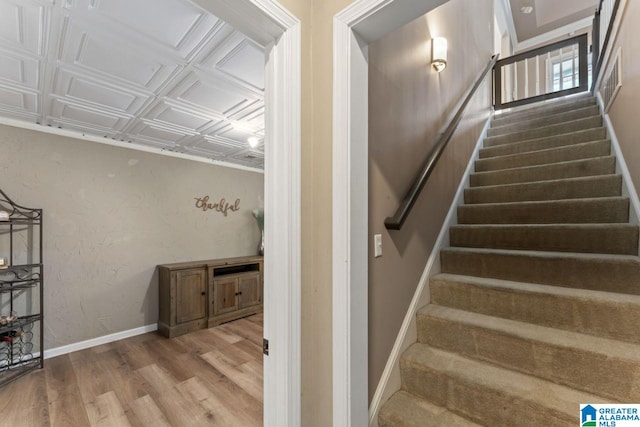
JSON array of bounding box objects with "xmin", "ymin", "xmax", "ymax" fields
[
  {"xmin": 0, "ymin": 0, "xmax": 265, "ymax": 169},
  {"xmin": 0, "ymin": 50, "xmax": 40, "ymax": 90},
  {"xmin": 0, "ymin": 0, "xmax": 48, "ymax": 56},
  {"xmin": 52, "ymin": 68, "xmax": 151, "ymax": 114}
]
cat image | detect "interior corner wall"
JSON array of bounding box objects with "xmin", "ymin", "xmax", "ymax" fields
[
  {"xmin": 603, "ymin": 1, "xmax": 640, "ymax": 194},
  {"xmin": 0, "ymin": 124, "xmax": 264, "ymax": 349},
  {"xmin": 367, "ymin": 0, "xmax": 494, "ymax": 401}
]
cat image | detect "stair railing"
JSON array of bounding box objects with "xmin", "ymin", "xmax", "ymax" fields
[
  {"xmin": 592, "ymin": 0, "xmax": 622, "ymax": 92},
  {"xmin": 384, "ymin": 55, "xmax": 498, "ymax": 230},
  {"xmin": 493, "ymin": 33, "xmax": 588, "ymax": 110}
]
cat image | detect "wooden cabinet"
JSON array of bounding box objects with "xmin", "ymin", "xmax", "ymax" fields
[
  {"xmin": 175, "ymin": 268, "xmax": 207, "ymax": 324},
  {"xmin": 158, "ymin": 256, "xmax": 263, "ymax": 338}
]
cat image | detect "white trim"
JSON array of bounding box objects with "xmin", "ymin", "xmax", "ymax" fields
[
  {"xmin": 497, "ymin": 0, "xmax": 518, "ymax": 50},
  {"xmin": 0, "ymin": 116, "xmax": 264, "ymax": 174},
  {"xmin": 596, "ymin": 92, "xmax": 640, "ymax": 251},
  {"xmin": 43, "ymin": 324, "xmax": 158, "ymax": 359},
  {"xmin": 186, "ymin": 2, "xmax": 301, "ymax": 426},
  {"xmin": 515, "ymin": 17, "xmax": 593, "ymax": 52},
  {"xmin": 368, "ymin": 115, "xmax": 492, "ymax": 427},
  {"xmin": 332, "ymin": 1, "xmax": 453, "ymax": 425}
]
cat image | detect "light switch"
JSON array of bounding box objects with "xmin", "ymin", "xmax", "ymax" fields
[{"xmin": 374, "ymin": 234, "xmax": 382, "ymax": 257}]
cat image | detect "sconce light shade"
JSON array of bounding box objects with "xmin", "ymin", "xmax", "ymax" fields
[{"xmin": 431, "ymin": 36, "xmax": 447, "ymax": 72}]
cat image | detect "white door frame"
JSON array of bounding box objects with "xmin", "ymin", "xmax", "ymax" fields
[
  {"xmin": 193, "ymin": 1, "xmax": 301, "ymax": 426},
  {"xmin": 332, "ymin": 1, "xmax": 449, "ymax": 425}
]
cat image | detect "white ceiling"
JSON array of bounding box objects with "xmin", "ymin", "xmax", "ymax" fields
[
  {"xmin": 508, "ymin": 0, "xmax": 598, "ymax": 43},
  {"xmin": 0, "ymin": 0, "xmax": 266, "ymax": 169}
]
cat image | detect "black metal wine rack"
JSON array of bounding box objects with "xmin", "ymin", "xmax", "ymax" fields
[{"xmin": 0, "ymin": 189, "xmax": 43, "ymax": 387}]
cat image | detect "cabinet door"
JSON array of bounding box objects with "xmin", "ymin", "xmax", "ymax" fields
[
  {"xmin": 238, "ymin": 273, "xmax": 261, "ymax": 309},
  {"xmin": 213, "ymin": 277, "xmax": 238, "ymax": 315},
  {"xmin": 175, "ymin": 268, "xmax": 207, "ymax": 324}
]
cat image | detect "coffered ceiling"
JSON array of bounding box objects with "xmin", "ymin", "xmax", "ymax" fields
[{"xmin": 0, "ymin": 0, "xmax": 265, "ymax": 169}]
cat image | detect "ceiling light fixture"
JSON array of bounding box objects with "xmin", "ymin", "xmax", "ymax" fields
[
  {"xmin": 521, "ymin": 5, "xmax": 533, "ymax": 14},
  {"xmin": 248, "ymin": 136, "xmax": 260, "ymax": 148}
]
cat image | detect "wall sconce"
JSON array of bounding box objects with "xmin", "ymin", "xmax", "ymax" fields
[{"xmin": 431, "ymin": 37, "xmax": 447, "ymax": 72}]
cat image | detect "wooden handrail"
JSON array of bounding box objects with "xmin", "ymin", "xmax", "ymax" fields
[
  {"xmin": 592, "ymin": 0, "xmax": 621, "ymax": 92},
  {"xmin": 384, "ymin": 55, "xmax": 498, "ymax": 230}
]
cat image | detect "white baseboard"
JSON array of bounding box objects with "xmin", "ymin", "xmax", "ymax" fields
[
  {"xmin": 44, "ymin": 323, "xmax": 158, "ymax": 359},
  {"xmin": 596, "ymin": 92, "xmax": 640, "ymax": 254},
  {"xmin": 367, "ymin": 113, "xmax": 492, "ymax": 427}
]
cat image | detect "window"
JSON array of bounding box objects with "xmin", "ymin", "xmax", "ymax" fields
[{"xmin": 547, "ymin": 48, "xmax": 592, "ymax": 92}]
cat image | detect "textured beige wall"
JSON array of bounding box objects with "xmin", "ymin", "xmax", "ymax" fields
[
  {"xmin": 368, "ymin": 0, "xmax": 494, "ymax": 401},
  {"xmin": 603, "ymin": 1, "xmax": 640, "ymax": 192},
  {"xmin": 0, "ymin": 124, "xmax": 263, "ymax": 349}
]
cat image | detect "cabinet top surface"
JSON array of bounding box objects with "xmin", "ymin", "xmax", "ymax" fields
[{"xmin": 157, "ymin": 255, "xmax": 263, "ymax": 270}]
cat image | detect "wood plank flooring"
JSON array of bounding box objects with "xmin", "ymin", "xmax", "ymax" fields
[{"xmin": 0, "ymin": 314, "xmax": 263, "ymax": 427}]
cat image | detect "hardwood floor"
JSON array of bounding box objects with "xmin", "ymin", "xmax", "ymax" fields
[{"xmin": 0, "ymin": 314, "xmax": 263, "ymax": 426}]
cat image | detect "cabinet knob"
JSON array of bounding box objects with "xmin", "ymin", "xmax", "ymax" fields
[{"xmin": 201, "ymin": 291, "xmax": 206, "ymax": 296}]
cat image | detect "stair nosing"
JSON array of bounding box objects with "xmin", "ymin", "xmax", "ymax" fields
[
  {"xmin": 489, "ymin": 105, "xmax": 601, "ymax": 133},
  {"xmin": 450, "ymin": 223, "xmax": 637, "ymax": 230},
  {"xmin": 432, "ymin": 272, "xmax": 640, "ymax": 304},
  {"xmin": 479, "ymin": 129, "xmax": 608, "ymax": 158},
  {"xmin": 470, "ymin": 155, "xmax": 615, "ymax": 178},
  {"xmin": 418, "ymin": 304, "xmax": 640, "ymax": 361},
  {"xmin": 442, "ymin": 245, "xmax": 640, "ymax": 262},
  {"xmin": 476, "ymin": 139, "xmax": 610, "ymax": 165},
  {"xmin": 493, "ymin": 95, "xmax": 595, "ymax": 123},
  {"xmin": 485, "ymin": 116, "xmax": 603, "ymax": 142},
  {"xmin": 465, "ymin": 173, "xmax": 620, "ymax": 193},
  {"xmin": 459, "ymin": 195, "xmax": 628, "ymax": 209},
  {"xmin": 403, "ymin": 343, "xmax": 616, "ymax": 415}
]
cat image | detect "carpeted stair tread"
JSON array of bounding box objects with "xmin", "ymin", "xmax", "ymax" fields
[
  {"xmin": 464, "ymin": 174, "xmax": 622, "ymax": 204},
  {"xmin": 479, "ymin": 128, "xmax": 607, "ymax": 159},
  {"xmin": 429, "ymin": 273, "xmax": 640, "ymax": 345},
  {"xmin": 493, "ymin": 93, "xmax": 595, "ymax": 125},
  {"xmin": 379, "ymin": 391, "xmax": 482, "ymax": 427},
  {"xmin": 474, "ymin": 140, "xmax": 611, "ymax": 172},
  {"xmin": 449, "ymin": 223, "xmax": 638, "ymax": 254},
  {"xmin": 417, "ymin": 305, "xmax": 640, "ymax": 402},
  {"xmin": 484, "ymin": 116, "xmax": 603, "ymax": 147},
  {"xmin": 458, "ymin": 196, "xmax": 629, "ymax": 224},
  {"xmin": 469, "ymin": 156, "xmax": 616, "ymax": 187},
  {"xmin": 400, "ymin": 344, "xmax": 612, "ymax": 427},
  {"xmin": 488, "ymin": 105, "xmax": 600, "ymax": 137},
  {"xmin": 440, "ymin": 247, "xmax": 640, "ymax": 295}
]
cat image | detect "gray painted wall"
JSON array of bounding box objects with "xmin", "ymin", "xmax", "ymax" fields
[
  {"xmin": 0, "ymin": 124, "xmax": 264, "ymax": 349},
  {"xmin": 368, "ymin": 0, "xmax": 494, "ymax": 401}
]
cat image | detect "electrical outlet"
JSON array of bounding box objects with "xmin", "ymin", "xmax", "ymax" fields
[{"xmin": 374, "ymin": 234, "xmax": 382, "ymax": 257}]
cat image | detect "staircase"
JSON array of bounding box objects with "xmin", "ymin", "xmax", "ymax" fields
[{"xmin": 379, "ymin": 93, "xmax": 640, "ymax": 426}]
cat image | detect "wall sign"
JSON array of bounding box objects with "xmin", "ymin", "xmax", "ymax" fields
[{"xmin": 194, "ymin": 196, "xmax": 241, "ymax": 216}]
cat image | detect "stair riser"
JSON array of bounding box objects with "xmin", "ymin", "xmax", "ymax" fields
[
  {"xmin": 458, "ymin": 198, "xmax": 629, "ymax": 225},
  {"xmin": 484, "ymin": 117, "xmax": 603, "ymax": 147},
  {"xmin": 379, "ymin": 392, "xmax": 482, "ymax": 427},
  {"xmin": 441, "ymin": 249, "xmax": 640, "ymax": 295},
  {"xmin": 464, "ymin": 175, "xmax": 622, "ymax": 204},
  {"xmin": 475, "ymin": 141, "xmax": 611, "ymax": 172},
  {"xmin": 430, "ymin": 277, "xmax": 640, "ymax": 345},
  {"xmin": 449, "ymin": 225, "xmax": 638, "ymax": 255},
  {"xmin": 479, "ymin": 129, "xmax": 607, "ymax": 159},
  {"xmin": 493, "ymin": 96, "xmax": 595, "ymax": 125},
  {"xmin": 488, "ymin": 105, "xmax": 600, "ymax": 137},
  {"xmin": 417, "ymin": 315, "xmax": 640, "ymax": 402},
  {"xmin": 400, "ymin": 360, "xmax": 576, "ymax": 427},
  {"xmin": 470, "ymin": 156, "xmax": 616, "ymax": 187}
]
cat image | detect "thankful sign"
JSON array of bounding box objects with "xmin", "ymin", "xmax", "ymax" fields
[{"xmin": 194, "ymin": 196, "xmax": 241, "ymax": 216}]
